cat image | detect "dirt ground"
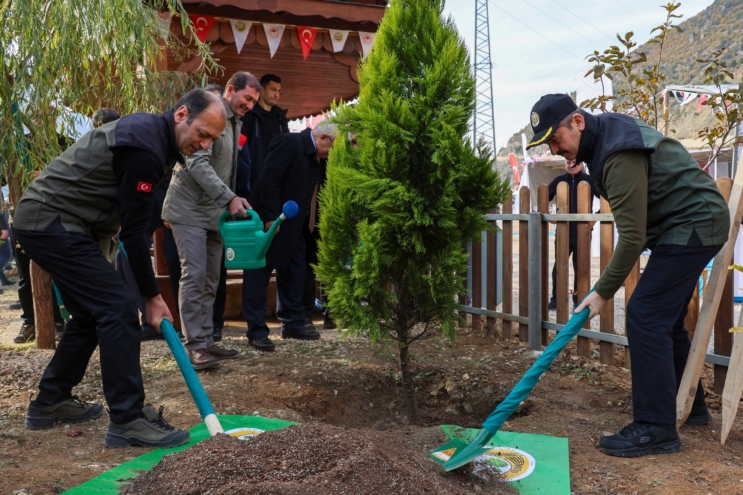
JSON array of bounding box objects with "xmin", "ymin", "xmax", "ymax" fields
[{"xmin": 2, "ymin": 287, "xmax": 743, "ymax": 494}]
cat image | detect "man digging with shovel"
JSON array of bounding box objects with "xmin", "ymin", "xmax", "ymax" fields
[
  {"xmin": 15, "ymin": 88, "xmax": 227, "ymax": 448},
  {"xmin": 527, "ymin": 94, "xmax": 729, "ymax": 457}
]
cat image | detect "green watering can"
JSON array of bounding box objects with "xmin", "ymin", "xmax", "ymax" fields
[{"xmin": 219, "ymin": 200, "xmax": 299, "ymax": 270}]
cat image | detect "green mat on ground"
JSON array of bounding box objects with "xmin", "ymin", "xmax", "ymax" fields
[
  {"xmin": 62, "ymin": 415, "xmax": 297, "ymax": 494},
  {"xmin": 63, "ymin": 418, "xmax": 569, "ymax": 494},
  {"xmin": 437, "ymin": 425, "xmax": 571, "ymax": 494}
]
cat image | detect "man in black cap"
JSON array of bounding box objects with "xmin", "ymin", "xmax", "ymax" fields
[
  {"xmin": 526, "ymin": 94, "xmax": 729, "ymax": 457},
  {"xmin": 547, "ymin": 159, "xmax": 599, "ymax": 309}
]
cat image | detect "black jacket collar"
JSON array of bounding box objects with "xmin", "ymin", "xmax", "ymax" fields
[
  {"xmin": 164, "ymin": 109, "xmax": 185, "ymax": 165},
  {"xmin": 575, "ymin": 112, "xmax": 599, "ymax": 166},
  {"xmin": 301, "ymin": 128, "xmax": 317, "ymax": 158}
]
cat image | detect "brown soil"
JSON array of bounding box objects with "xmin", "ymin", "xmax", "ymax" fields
[
  {"xmin": 2, "ymin": 297, "xmax": 743, "ymax": 494},
  {"xmin": 121, "ymin": 422, "xmax": 508, "ymax": 495}
]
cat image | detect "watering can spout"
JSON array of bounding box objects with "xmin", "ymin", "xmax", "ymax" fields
[{"xmin": 258, "ymin": 200, "xmax": 299, "ymax": 258}]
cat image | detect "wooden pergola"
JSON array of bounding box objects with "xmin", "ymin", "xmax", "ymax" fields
[
  {"xmin": 154, "ymin": 0, "xmax": 387, "ymax": 327},
  {"xmin": 163, "ymin": 0, "xmax": 386, "ymax": 119}
]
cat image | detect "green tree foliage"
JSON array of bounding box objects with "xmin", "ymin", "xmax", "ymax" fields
[
  {"xmin": 0, "ymin": 0, "xmax": 220, "ymax": 201},
  {"xmin": 316, "ymin": 0, "xmax": 509, "ymax": 423}
]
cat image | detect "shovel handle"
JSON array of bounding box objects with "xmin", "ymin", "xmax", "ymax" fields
[{"xmin": 160, "ymin": 320, "xmax": 224, "ymax": 436}]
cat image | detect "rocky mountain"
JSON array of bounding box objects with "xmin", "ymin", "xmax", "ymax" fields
[{"xmin": 497, "ymin": 0, "xmax": 741, "ymax": 159}]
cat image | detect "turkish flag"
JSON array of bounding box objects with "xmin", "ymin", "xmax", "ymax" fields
[
  {"xmin": 189, "ymin": 14, "xmax": 214, "ymax": 43},
  {"xmin": 239, "ymin": 134, "xmax": 247, "ymax": 148},
  {"xmin": 297, "ymin": 26, "xmax": 317, "ymax": 60},
  {"xmin": 137, "ymin": 181, "xmax": 153, "ymax": 193}
]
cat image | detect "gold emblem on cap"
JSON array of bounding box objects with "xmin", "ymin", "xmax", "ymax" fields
[{"xmin": 531, "ymin": 112, "xmax": 539, "ymax": 127}]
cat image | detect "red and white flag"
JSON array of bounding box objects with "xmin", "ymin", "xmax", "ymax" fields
[
  {"xmin": 697, "ymin": 94, "xmax": 709, "ymax": 112},
  {"xmin": 297, "ymin": 26, "xmax": 318, "ymax": 60},
  {"xmin": 230, "ymin": 19, "xmax": 252, "ymax": 54},
  {"xmin": 137, "ymin": 182, "xmax": 153, "ymax": 193},
  {"xmin": 358, "ymin": 31, "xmax": 376, "ymax": 59},
  {"xmin": 328, "ymin": 29, "xmax": 349, "ymax": 53},
  {"xmin": 189, "ymin": 14, "xmax": 214, "ymax": 43},
  {"xmin": 263, "ymin": 23, "xmax": 285, "ymax": 58}
]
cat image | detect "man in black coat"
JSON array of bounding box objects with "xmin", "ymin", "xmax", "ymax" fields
[
  {"xmin": 243, "ymin": 122, "xmax": 336, "ymax": 351},
  {"xmin": 546, "ymin": 159, "xmax": 600, "ymax": 309},
  {"xmin": 240, "ymin": 74, "xmax": 289, "ymax": 192}
]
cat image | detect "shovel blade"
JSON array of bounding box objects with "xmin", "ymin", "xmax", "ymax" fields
[{"xmin": 429, "ymin": 429, "xmax": 494, "ymax": 471}]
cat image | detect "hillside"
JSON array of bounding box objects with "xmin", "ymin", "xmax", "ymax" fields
[{"xmin": 497, "ymin": 0, "xmax": 740, "ymax": 159}]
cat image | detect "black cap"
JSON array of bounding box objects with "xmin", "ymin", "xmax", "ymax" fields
[{"xmin": 526, "ymin": 94, "xmax": 577, "ymax": 149}]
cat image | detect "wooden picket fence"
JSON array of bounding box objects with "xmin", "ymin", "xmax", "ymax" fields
[{"xmin": 460, "ymin": 178, "xmax": 735, "ymax": 394}]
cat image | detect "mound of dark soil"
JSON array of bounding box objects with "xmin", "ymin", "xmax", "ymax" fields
[{"xmin": 122, "ymin": 422, "xmax": 499, "ymax": 495}]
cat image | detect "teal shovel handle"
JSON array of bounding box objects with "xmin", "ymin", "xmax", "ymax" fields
[{"xmin": 160, "ymin": 320, "xmax": 222, "ymax": 434}]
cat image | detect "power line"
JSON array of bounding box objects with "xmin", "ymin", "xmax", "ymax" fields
[
  {"xmin": 489, "ymin": 1, "xmax": 588, "ymax": 65},
  {"xmin": 551, "ymin": 0, "xmax": 617, "ymax": 44},
  {"xmin": 519, "ymin": 0, "xmax": 601, "ymax": 48}
]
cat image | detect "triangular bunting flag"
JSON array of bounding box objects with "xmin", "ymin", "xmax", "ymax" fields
[
  {"xmin": 263, "ymin": 23, "xmax": 285, "ymax": 58},
  {"xmin": 189, "ymin": 14, "xmax": 214, "ymax": 43},
  {"xmin": 297, "ymin": 26, "xmax": 318, "ymax": 60},
  {"xmin": 358, "ymin": 31, "xmax": 376, "ymax": 59},
  {"xmin": 230, "ymin": 19, "xmax": 252, "ymax": 54},
  {"xmin": 697, "ymin": 94, "xmax": 709, "ymax": 112},
  {"xmin": 328, "ymin": 29, "xmax": 349, "ymax": 53},
  {"xmin": 680, "ymin": 91, "xmax": 696, "ymax": 107},
  {"xmin": 157, "ymin": 11, "xmax": 173, "ymax": 40}
]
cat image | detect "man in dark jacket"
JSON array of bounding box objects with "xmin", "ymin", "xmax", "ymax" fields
[
  {"xmin": 243, "ymin": 122, "xmax": 336, "ymax": 351},
  {"xmin": 240, "ymin": 74, "xmax": 289, "ymax": 192},
  {"xmin": 14, "ymin": 88, "xmax": 226, "ymax": 448},
  {"xmin": 528, "ymin": 94, "xmax": 729, "ymax": 457},
  {"xmin": 547, "ymin": 160, "xmax": 599, "ymax": 309}
]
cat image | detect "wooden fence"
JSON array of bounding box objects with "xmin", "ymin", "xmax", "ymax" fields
[{"xmin": 460, "ymin": 178, "xmax": 735, "ymax": 394}]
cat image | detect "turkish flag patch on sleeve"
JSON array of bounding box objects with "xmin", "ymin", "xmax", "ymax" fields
[{"xmin": 137, "ymin": 182, "xmax": 153, "ymax": 193}]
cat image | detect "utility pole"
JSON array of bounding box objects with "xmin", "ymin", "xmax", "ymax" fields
[{"xmin": 473, "ymin": 0, "xmax": 496, "ymax": 151}]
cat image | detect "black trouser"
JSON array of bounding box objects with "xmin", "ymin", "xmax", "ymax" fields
[
  {"xmin": 11, "ymin": 227, "xmax": 63, "ymax": 325},
  {"xmin": 162, "ymin": 227, "xmax": 181, "ymax": 313},
  {"xmin": 242, "ymin": 236, "xmax": 306, "ymax": 340},
  {"xmin": 213, "ymin": 252, "xmax": 227, "ymax": 331},
  {"xmin": 551, "ymin": 236, "xmax": 578, "ymax": 302},
  {"xmin": 15, "ymin": 229, "xmax": 144, "ymax": 424},
  {"xmin": 115, "ymin": 248, "xmax": 152, "ymax": 330},
  {"xmin": 626, "ymin": 243, "xmax": 721, "ymax": 425},
  {"xmin": 163, "ymin": 227, "xmax": 226, "ymax": 331}
]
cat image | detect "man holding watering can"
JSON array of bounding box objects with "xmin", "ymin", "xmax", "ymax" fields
[{"xmin": 162, "ymin": 72, "xmax": 261, "ymax": 370}]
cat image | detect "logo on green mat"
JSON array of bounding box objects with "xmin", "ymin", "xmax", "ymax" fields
[
  {"xmin": 226, "ymin": 248, "xmax": 235, "ymax": 261},
  {"xmin": 472, "ymin": 447, "xmax": 535, "ymax": 482},
  {"xmin": 224, "ymin": 427, "xmax": 265, "ymax": 440}
]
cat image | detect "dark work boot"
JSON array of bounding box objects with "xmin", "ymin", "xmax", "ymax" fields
[
  {"xmin": 599, "ymin": 422, "xmax": 681, "ymax": 457},
  {"xmin": 13, "ymin": 323, "xmax": 35, "ymax": 343},
  {"xmin": 25, "ymin": 397, "xmax": 104, "ymax": 430},
  {"xmin": 686, "ymin": 401, "xmax": 712, "ymax": 426},
  {"xmin": 212, "ymin": 326, "xmax": 223, "ymax": 342},
  {"xmin": 105, "ymin": 405, "xmax": 189, "ymax": 448}
]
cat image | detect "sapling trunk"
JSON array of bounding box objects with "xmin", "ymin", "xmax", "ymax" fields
[{"xmin": 397, "ymin": 339, "xmax": 420, "ymax": 424}]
